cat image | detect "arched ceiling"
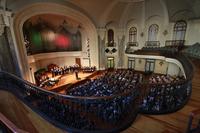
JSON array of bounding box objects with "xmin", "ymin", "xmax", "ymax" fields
[{"xmin": 5, "ymin": 0, "xmax": 200, "ymax": 27}]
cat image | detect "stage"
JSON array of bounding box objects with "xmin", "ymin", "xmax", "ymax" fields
[{"xmin": 43, "ymin": 72, "xmax": 94, "ymax": 94}]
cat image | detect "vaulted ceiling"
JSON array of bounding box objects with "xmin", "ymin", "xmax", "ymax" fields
[{"xmin": 4, "ymin": 0, "xmax": 200, "ymax": 27}]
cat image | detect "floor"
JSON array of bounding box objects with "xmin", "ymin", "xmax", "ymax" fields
[{"xmin": 0, "ymin": 60, "xmax": 199, "ymax": 133}]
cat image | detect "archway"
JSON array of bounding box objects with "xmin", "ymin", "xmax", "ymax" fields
[{"xmin": 12, "ymin": 2, "xmax": 98, "ymax": 82}]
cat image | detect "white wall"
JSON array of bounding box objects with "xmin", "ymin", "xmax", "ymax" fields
[
  {"xmin": 154, "ymin": 59, "xmax": 168, "ymax": 74},
  {"xmin": 167, "ymin": 63, "xmax": 180, "ymax": 76},
  {"xmin": 125, "ymin": 54, "xmax": 185, "ymax": 77}
]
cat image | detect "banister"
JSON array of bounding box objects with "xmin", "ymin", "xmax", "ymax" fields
[
  {"xmin": 0, "ymin": 71, "xmax": 139, "ymax": 101},
  {"xmin": 0, "ymin": 50, "xmax": 194, "ymax": 132}
]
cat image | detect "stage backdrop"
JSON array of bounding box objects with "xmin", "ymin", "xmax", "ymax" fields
[{"xmin": 23, "ymin": 14, "xmax": 82, "ymax": 55}]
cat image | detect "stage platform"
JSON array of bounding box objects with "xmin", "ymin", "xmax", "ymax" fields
[{"xmin": 43, "ymin": 72, "xmax": 95, "ymax": 94}]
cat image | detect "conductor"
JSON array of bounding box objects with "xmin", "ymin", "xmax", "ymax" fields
[{"xmin": 75, "ymin": 69, "xmax": 79, "ymax": 80}]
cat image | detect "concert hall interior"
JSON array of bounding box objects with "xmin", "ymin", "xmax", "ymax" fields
[{"xmin": 0, "ymin": 0, "xmax": 200, "ymax": 133}]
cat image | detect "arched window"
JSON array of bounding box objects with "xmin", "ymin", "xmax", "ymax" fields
[
  {"xmin": 129, "ymin": 27, "xmax": 137, "ymax": 42},
  {"xmin": 148, "ymin": 24, "xmax": 159, "ymax": 41},
  {"xmin": 173, "ymin": 21, "xmax": 187, "ymax": 40},
  {"xmin": 107, "ymin": 29, "xmax": 114, "ymax": 46}
]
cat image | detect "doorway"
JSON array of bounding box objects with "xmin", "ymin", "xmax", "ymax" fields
[
  {"xmin": 107, "ymin": 57, "xmax": 114, "ymax": 68},
  {"xmin": 145, "ymin": 59, "xmax": 155, "ymax": 72},
  {"xmin": 128, "ymin": 57, "xmax": 135, "ymax": 69},
  {"xmin": 75, "ymin": 58, "xmax": 81, "ymax": 67}
]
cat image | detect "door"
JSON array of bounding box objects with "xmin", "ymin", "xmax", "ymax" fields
[
  {"xmin": 145, "ymin": 59, "xmax": 155, "ymax": 72},
  {"xmin": 75, "ymin": 58, "xmax": 81, "ymax": 67},
  {"xmin": 107, "ymin": 57, "xmax": 114, "ymax": 68},
  {"xmin": 128, "ymin": 58, "xmax": 135, "ymax": 69}
]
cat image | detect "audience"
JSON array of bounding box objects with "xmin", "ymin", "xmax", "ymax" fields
[
  {"xmin": 149, "ymin": 74, "xmax": 185, "ymax": 84},
  {"xmin": 26, "ymin": 67, "xmax": 189, "ymax": 130},
  {"xmin": 141, "ymin": 75, "xmax": 188, "ymax": 112},
  {"xmin": 67, "ymin": 70, "xmax": 143, "ymax": 97}
]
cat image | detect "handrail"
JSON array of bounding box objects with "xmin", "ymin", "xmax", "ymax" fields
[
  {"xmin": 0, "ymin": 70, "xmax": 140, "ymax": 133},
  {"xmin": 0, "ymin": 71, "xmax": 138, "ymax": 101},
  {"xmin": 0, "ymin": 113, "xmax": 28, "ymax": 133},
  {"xmin": 0, "ymin": 50, "xmax": 194, "ymax": 132}
]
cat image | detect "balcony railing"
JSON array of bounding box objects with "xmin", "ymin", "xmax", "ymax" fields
[
  {"xmin": 165, "ymin": 40, "xmax": 185, "ymax": 47},
  {"xmin": 106, "ymin": 42, "xmax": 117, "ymax": 47},
  {"xmin": 0, "ymin": 71, "xmax": 139, "ymax": 133},
  {"xmin": 0, "ymin": 52, "xmax": 194, "ymax": 132},
  {"xmin": 145, "ymin": 41, "xmax": 160, "ymax": 47},
  {"xmin": 127, "ymin": 42, "xmax": 138, "ymax": 47},
  {"xmin": 125, "ymin": 42, "xmax": 138, "ymax": 54}
]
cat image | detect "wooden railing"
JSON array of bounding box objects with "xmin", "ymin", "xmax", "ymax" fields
[
  {"xmin": 0, "ymin": 52, "xmax": 194, "ymax": 132},
  {"xmin": 0, "ymin": 71, "xmax": 140, "ymax": 133},
  {"xmin": 0, "ymin": 113, "xmax": 28, "ymax": 133}
]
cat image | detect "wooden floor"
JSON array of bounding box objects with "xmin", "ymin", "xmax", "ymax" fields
[{"xmin": 0, "ymin": 59, "xmax": 200, "ymax": 133}]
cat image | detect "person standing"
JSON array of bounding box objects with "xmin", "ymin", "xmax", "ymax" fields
[{"xmin": 75, "ymin": 69, "xmax": 79, "ymax": 80}]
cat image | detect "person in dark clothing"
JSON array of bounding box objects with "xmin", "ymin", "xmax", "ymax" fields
[{"xmin": 75, "ymin": 69, "xmax": 79, "ymax": 80}]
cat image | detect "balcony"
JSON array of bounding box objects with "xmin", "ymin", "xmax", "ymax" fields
[
  {"xmin": 145, "ymin": 41, "xmax": 160, "ymax": 48},
  {"xmin": 127, "ymin": 42, "xmax": 139, "ymax": 47},
  {"xmin": 165, "ymin": 40, "xmax": 185, "ymax": 50},
  {"xmin": 165, "ymin": 40, "xmax": 185, "ymax": 47},
  {"xmin": 106, "ymin": 42, "xmax": 117, "ymax": 47},
  {"xmin": 125, "ymin": 42, "xmax": 139, "ymax": 54}
]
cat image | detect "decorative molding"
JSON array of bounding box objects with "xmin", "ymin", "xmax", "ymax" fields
[{"xmin": 13, "ymin": 3, "xmax": 98, "ymax": 81}]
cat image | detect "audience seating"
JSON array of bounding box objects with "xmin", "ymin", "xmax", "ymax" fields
[
  {"xmin": 0, "ymin": 52, "xmax": 193, "ymax": 133},
  {"xmin": 140, "ymin": 74, "xmax": 190, "ymax": 113}
]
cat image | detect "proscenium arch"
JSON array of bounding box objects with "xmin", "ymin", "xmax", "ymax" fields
[{"xmin": 13, "ymin": 2, "xmax": 98, "ymax": 82}]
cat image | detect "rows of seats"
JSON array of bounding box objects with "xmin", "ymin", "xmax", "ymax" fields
[
  {"xmin": 67, "ymin": 70, "xmax": 143, "ymax": 97},
  {"xmin": 8, "ymin": 66, "xmax": 190, "ymax": 132},
  {"xmin": 24, "ymin": 86, "xmax": 138, "ymax": 130},
  {"xmin": 141, "ymin": 74, "xmax": 189, "ymax": 112},
  {"xmin": 149, "ymin": 74, "xmax": 185, "ymax": 84}
]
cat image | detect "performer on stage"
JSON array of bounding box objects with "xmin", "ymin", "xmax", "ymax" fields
[{"xmin": 75, "ymin": 69, "xmax": 79, "ymax": 80}]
